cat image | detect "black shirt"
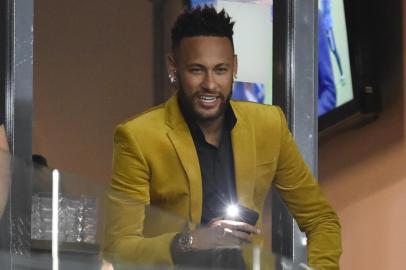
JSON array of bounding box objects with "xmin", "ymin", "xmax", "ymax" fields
[
  {"xmin": 180, "ymin": 101, "xmax": 238, "ymax": 224},
  {"xmin": 175, "ymin": 101, "xmax": 245, "ymax": 269}
]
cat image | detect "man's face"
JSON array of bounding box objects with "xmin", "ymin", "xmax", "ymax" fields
[{"xmin": 170, "ymin": 36, "xmax": 237, "ymax": 123}]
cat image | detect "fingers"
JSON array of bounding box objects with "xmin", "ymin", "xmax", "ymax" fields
[
  {"xmin": 191, "ymin": 220, "xmax": 261, "ymax": 250},
  {"xmin": 213, "ymin": 220, "xmax": 261, "ymax": 235},
  {"xmin": 217, "ymin": 228, "xmax": 242, "ymax": 247},
  {"xmin": 207, "ymin": 216, "xmax": 224, "ymax": 226},
  {"xmin": 227, "ymin": 228, "xmax": 252, "ymax": 243},
  {"xmin": 216, "ymin": 224, "xmax": 252, "ymax": 243},
  {"xmin": 215, "ymin": 226, "xmax": 252, "ymax": 248}
]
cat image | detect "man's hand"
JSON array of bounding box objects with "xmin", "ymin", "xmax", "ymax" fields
[{"xmin": 188, "ymin": 219, "xmax": 261, "ymax": 250}]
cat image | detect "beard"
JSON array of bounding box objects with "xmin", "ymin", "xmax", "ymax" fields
[{"xmin": 178, "ymin": 82, "xmax": 233, "ymax": 124}]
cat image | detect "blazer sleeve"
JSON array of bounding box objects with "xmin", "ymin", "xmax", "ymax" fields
[
  {"xmin": 272, "ymin": 107, "xmax": 342, "ymax": 270},
  {"xmin": 103, "ymin": 124, "xmax": 177, "ymax": 266}
]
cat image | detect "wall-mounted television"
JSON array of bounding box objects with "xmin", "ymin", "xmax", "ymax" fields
[
  {"xmin": 319, "ymin": 0, "xmax": 381, "ymax": 131},
  {"xmin": 187, "ymin": 0, "xmax": 377, "ymax": 131}
]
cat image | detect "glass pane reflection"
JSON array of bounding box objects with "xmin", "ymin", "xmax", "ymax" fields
[{"xmin": 0, "ymin": 152, "xmax": 311, "ymax": 269}]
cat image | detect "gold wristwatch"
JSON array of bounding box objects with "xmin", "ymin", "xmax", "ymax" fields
[{"xmin": 177, "ymin": 231, "xmax": 194, "ymax": 252}]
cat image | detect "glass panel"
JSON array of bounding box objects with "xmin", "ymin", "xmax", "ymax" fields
[{"xmin": 0, "ymin": 151, "xmax": 311, "ymax": 269}]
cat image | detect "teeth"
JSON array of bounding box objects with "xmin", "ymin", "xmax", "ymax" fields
[{"xmin": 200, "ymin": 96, "xmax": 216, "ymax": 103}]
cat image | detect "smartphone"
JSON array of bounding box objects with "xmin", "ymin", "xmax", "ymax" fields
[{"xmin": 226, "ymin": 204, "xmax": 259, "ymax": 226}]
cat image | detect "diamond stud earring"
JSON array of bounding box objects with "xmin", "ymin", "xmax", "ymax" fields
[{"xmin": 168, "ymin": 70, "xmax": 177, "ymax": 84}]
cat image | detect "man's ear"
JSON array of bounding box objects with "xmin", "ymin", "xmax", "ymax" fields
[
  {"xmin": 166, "ymin": 54, "xmax": 177, "ymax": 76},
  {"xmin": 233, "ymin": 54, "xmax": 238, "ymax": 78}
]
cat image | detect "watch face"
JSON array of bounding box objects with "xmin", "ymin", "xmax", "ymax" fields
[
  {"xmin": 187, "ymin": 233, "xmax": 194, "ymax": 247},
  {"xmin": 179, "ymin": 233, "xmax": 193, "ymax": 251}
]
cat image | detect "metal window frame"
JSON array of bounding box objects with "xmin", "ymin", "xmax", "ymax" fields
[
  {"xmin": 3, "ymin": 0, "xmax": 34, "ymax": 269},
  {"xmin": 272, "ymin": 0, "xmax": 318, "ymax": 265}
]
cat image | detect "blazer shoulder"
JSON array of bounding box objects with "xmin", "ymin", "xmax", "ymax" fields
[
  {"xmin": 116, "ymin": 103, "xmax": 167, "ymax": 134},
  {"xmin": 231, "ymin": 100, "xmax": 284, "ymax": 124},
  {"xmin": 231, "ymin": 99, "xmax": 279, "ymax": 112}
]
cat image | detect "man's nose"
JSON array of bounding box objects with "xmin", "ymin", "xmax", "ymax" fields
[{"xmin": 202, "ymin": 71, "xmax": 216, "ymax": 90}]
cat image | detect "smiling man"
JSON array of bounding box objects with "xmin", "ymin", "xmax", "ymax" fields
[{"xmin": 104, "ymin": 6, "xmax": 341, "ymax": 270}]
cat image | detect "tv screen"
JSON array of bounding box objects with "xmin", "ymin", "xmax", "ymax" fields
[
  {"xmin": 318, "ymin": 0, "xmax": 353, "ymax": 116},
  {"xmin": 318, "ymin": 0, "xmax": 360, "ymax": 131},
  {"xmin": 188, "ymin": 0, "xmax": 358, "ymax": 130}
]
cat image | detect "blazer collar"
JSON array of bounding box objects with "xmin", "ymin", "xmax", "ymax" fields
[
  {"xmin": 165, "ymin": 94, "xmax": 186, "ymax": 129},
  {"xmin": 165, "ymin": 95, "xmax": 202, "ymax": 224},
  {"xmin": 229, "ymin": 101, "xmax": 256, "ymax": 210}
]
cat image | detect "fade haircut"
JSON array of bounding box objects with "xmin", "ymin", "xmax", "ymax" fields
[{"xmin": 171, "ymin": 5, "xmax": 235, "ymax": 53}]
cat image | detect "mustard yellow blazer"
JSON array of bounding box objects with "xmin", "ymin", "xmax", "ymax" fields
[{"xmin": 104, "ymin": 95, "xmax": 341, "ymax": 269}]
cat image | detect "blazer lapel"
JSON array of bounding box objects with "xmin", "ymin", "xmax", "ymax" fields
[
  {"xmin": 165, "ymin": 96, "xmax": 202, "ymax": 224},
  {"xmin": 230, "ymin": 102, "xmax": 256, "ymax": 210}
]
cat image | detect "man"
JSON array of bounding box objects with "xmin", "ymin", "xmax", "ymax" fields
[{"xmin": 104, "ymin": 6, "xmax": 341, "ymax": 270}]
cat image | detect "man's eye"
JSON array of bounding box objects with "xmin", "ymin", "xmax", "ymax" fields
[
  {"xmin": 216, "ymin": 68, "xmax": 228, "ymax": 74},
  {"xmin": 189, "ymin": 68, "xmax": 202, "ymax": 74}
]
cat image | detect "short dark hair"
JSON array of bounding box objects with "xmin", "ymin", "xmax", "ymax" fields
[{"xmin": 171, "ymin": 5, "xmax": 235, "ymax": 53}]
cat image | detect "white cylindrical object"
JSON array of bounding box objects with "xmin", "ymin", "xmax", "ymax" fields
[
  {"xmin": 52, "ymin": 169, "xmax": 60, "ymax": 270},
  {"xmin": 253, "ymin": 245, "xmax": 261, "ymax": 270}
]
